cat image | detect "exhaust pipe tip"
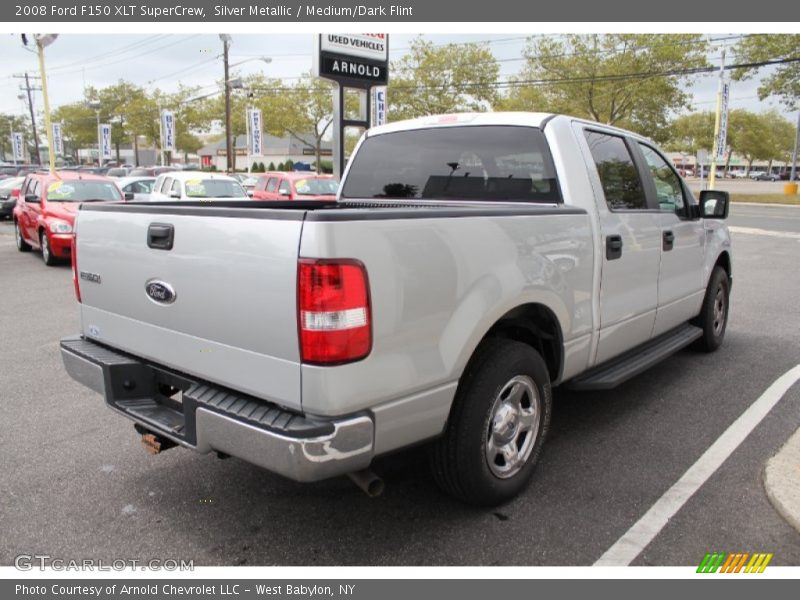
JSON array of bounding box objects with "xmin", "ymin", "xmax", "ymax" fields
[{"xmin": 347, "ymin": 468, "xmax": 385, "ymax": 498}]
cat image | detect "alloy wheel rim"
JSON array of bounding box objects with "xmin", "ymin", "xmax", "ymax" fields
[
  {"xmin": 42, "ymin": 235, "xmax": 49, "ymax": 262},
  {"xmin": 485, "ymin": 375, "xmax": 540, "ymax": 479},
  {"xmin": 15, "ymin": 222, "xmax": 22, "ymax": 248}
]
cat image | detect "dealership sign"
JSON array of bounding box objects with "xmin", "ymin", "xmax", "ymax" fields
[
  {"xmin": 248, "ymin": 108, "xmax": 263, "ymax": 156},
  {"xmin": 715, "ymin": 81, "xmax": 730, "ymax": 161},
  {"xmin": 161, "ymin": 110, "xmax": 176, "ymax": 152},
  {"xmin": 11, "ymin": 132, "xmax": 24, "ymax": 161},
  {"xmin": 98, "ymin": 123, "xmax": 112, "ymax": 160},
  {"xmin": 372, "ymin": 86, "xmax": 387, "ymax": 126},
  {"xmin": 314, "ymin": 34, "xmax": 388, "ymax": 85},
  {"xmin": 51, "ymin": 122, "xmax": 64, "ymax": 157}
]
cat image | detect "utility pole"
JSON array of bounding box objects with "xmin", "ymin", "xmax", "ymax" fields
[
  {"xmin": 221, "ymin": 34, "xmax": 233, "ymax": 173},
  {"xmin": 14, "ymin": 73, "xmax": 42, "ymax": 165}
]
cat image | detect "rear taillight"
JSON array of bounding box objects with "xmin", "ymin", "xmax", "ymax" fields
[
  {"xmin": 298, "ymin": 259, "xmax": 371, "ymax": 365},
  {"xmin": 71, "ymin": 232, "xmax": 81, "ymax": 303}
]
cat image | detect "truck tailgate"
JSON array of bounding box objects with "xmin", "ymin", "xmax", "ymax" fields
[{"xmin": 74, "ymin": 205, "xmax": 304, "ymax": 410}]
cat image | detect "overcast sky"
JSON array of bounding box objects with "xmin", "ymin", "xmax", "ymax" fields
[{"xmin": 0, "ymin": 33, "xmax": 791, "ymax": 122}]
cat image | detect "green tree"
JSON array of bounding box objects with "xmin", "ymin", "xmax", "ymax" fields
[
  {"xmin": 502, "ymin": 34, "xmax": 709, "ymax": 142},
  {"xmin": 733, "ymin": 35, "xmax": 800, "ymax": 109},
  {"xmin": 267, "ymin": 74, "xmax": 336, "ymax": 174},
  {"xmin": 666, "ymin": 111, "xmax": 716, "ymax": 155},
  {"xmin": 267, "ymin": 161, "xmax": 275, "ymax": 171},
  {"xmin": 388, "ymin": 37, "xmax": 500, "ymax": 121},
  {"xmin": 52, "ymin": 101, "xmax": 99, "ymax": 161}
]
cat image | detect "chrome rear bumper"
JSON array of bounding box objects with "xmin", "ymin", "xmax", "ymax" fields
[{"xmin": 60, "ymin": 336, "xmax": 374, "ymax": 482}]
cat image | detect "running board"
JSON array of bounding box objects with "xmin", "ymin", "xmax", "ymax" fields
[{"xmin": 566, "ymin": 324, "xmax": 703, "ymax": 391}]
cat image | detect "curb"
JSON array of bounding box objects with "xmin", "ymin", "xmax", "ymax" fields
[{"xmin": 764, "ymin": 427, "xmax": 800, "ymax": 534}]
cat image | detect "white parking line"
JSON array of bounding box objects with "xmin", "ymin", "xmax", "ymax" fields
[
  {"xmin": 728, "ymin": 226, "xmax": 800, "ymax": 240},
  {"xmin": 594, "ymin": 364, "xmax": 800, "ymax": 566}
]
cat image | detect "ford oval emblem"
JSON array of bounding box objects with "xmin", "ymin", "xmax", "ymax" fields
[{"xmin": 145, "ymin": 279, "xmax": 176, "ymax": 305}]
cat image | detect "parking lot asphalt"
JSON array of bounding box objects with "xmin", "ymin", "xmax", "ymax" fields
[
  {"xmin": 686, "ymin": 177, "xmax": 794, "ymax": 196},
  {"xmin": 1, "ymin": 205, "xmax": 799, "ymax": 567}
]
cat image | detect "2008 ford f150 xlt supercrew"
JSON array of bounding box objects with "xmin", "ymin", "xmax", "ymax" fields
[{"xmin": 61, "ymin": 113, "xmax": 732, "ymax": 505}]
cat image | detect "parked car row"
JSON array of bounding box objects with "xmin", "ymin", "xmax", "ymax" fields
[{"xmin": 9, "ymin": 167, "xmax": 341, "ymax": 268}]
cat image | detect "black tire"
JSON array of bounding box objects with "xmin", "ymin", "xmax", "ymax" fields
[
  {"xmin": 693, "ymin": 266, "xmax": 730, "ymax": 352},
  {"xmin": 40, "ymin": 230, "xmax": 58, "ymax": 266},
  {"xmin": 429, "ymin": 339, "xmax": 552, "ymax": 506},
  {"xmin": 15, "ymin": 220, "xmax": 31, "ymax": 252}
]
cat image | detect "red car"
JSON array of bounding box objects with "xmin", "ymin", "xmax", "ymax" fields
[
  {"xmin": 251, "ymin": 172, "xmax": 338, "ymax": 201},
  {"xmin": 13, "ymin": 171, "xmax": 123, "ymax": 266}
]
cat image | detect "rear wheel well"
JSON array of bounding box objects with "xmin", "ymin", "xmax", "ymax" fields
[{"xmin": 482, "ymin": 304, "xmax": 563, "ymax": 384}]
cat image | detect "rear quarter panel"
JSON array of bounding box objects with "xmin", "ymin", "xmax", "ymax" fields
[{"xmin": 299, "ymin": 211, "xmax": 594, "ymax": 420}]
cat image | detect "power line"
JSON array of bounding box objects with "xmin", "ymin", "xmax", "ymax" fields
[
  {"xmin": 46, "ymin": 34, "xmax": 169, "ymax": 72},
  {"xmin": 47, "ymin": 35, "xmax": 203, "ymax": 78}
]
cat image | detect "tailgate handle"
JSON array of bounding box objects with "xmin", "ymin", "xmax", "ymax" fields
[{"xmin": 147, "ymin": 223, "xmax": 174, "ymax": 250}]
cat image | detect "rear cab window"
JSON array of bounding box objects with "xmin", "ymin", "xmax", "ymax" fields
[{"xmin": 341, "ymin": 125, "xmax": 562, "ymax": 203}]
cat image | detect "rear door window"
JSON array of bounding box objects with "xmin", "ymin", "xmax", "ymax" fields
[
  {"xmin": 583, "ymin": 130, "xmax": 647, "ymax": 210},
  {"xmin": 340, "ymin": 125, "xmax": 561, "ymax": 202},
  {"xmin": 266, "ymin": 178, "xmax": 279, "ymax": 193}
]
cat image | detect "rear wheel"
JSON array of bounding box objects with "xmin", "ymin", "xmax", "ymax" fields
[
  {"xmin": 429, "ymin": 339, "xmax": 552, "ymax": 506},
  {"xmin": 694, "ymin": 266, "xmax": 730, "ymax": 352},
  {"xmin": 40, "ymin": 231, "xmax": 58, "ymax": 266},
  {"xmin": 15, "ymin": 220, "xmax": 31, "ymax": 252}
]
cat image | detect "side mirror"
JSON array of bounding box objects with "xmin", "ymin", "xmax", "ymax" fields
[
  {"xmin": 169, "ymin": 190, "xmax": 180, "ymax": 199},
  {"xmin": 699, "ymin": 190, "xmax": 729, "ymax": 219},
  {"xmin": 280, "ymin": 189, "xmax": 291, "ymax": 197},
  {"xmin": 25, "ymin": 194, "xmax": 40, "ymax": 203},
  {"xmin": 124, "ymin": 192, "xmax": 134, "ymax": 201},
  {"xmin": 247, "ymin": 190, "xmax": 254, "ymax": 198}
]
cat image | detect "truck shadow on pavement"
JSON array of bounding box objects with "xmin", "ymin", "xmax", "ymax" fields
[{"xmin": 111, "ymin": 330, "xmax": 794, "ymax": 565}]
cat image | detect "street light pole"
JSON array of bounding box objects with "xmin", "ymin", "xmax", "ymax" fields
[
  {"xmin": 221, "ymin": 35, "xmax": 233, "ymax": 173},
  {"xmin": 34, "ymin": 34, "xmax": 58, "ymax": 174}
]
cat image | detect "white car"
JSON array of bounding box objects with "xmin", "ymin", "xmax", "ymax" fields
[
  {"xmin": 150, "ymin": 171, "xmax": 248, "ymax": 201},
  {"xmin": 116, "ymin": 176, "xmax": 156, "ymax": 202}
]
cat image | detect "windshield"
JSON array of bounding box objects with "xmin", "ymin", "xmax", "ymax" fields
[
  {"xmin": 184, "ymin": 178, "xmax": 247, "ymax": 198},
  {"xmin": 293, "ymin": 177, "xmax": 339, "ymax": 196},
  {"xmin": 45, "ymin": 180, "xmax": 123, "ymax": 202},
  {"xmin": 341, "ymin": 125, "xmax": 561, "ymax": 203}
]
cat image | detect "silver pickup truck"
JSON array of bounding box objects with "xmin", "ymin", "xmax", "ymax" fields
[{"xmin": 61, "ymin": 113, "xmax": 732, "ymax": 505}]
